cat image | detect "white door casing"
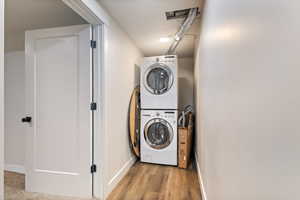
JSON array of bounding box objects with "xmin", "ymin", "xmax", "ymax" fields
[{"xmin": 25, "ymin": 24, "xmax": 93, "ymax": 197}]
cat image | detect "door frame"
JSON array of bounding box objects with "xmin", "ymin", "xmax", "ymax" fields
[
  {"xmin": 62, "ymin": 1, "xmax": 106, "ymax": 199},
  {"xmin": 0, "ymin": 0, "xmax": 106, "ymax": 198}
]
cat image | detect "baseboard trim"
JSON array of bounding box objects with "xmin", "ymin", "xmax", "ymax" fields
[
  {"xmin": 4, "ymin": 164, "xmax": 25, "ymax": 174},
  {"xmin": 106, "ymin": 156, "xmax": 136, "ymax": 197},
  {"xmin": 195, "ymin": 153, "xmax": 207, "ymax": 200}
]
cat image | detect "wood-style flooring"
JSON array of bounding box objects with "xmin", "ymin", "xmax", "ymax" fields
[
  {"xmin": 107, "ymin": 162, "xmax": 201, "ymax": 200},
  {"xmin": 4, "ymin": 162, "xmax": 201, "ymax": 200}
]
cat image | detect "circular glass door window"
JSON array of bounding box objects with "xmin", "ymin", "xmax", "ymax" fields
[
  {"xmin": 144, "ymin": 119, "xmax": 173, "ymax": 149},
  {"xmin": 144, "ymin": 63, "xmax": 173, "ymax": 95}
]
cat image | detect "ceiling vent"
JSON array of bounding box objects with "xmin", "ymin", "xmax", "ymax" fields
[
  {"xmin": 165, "ymin": 7, "xmax": 200, "ymax": 20},
  {"xmin": 166, "ymin": 8, "xmax": 199, "ymax": 55}
]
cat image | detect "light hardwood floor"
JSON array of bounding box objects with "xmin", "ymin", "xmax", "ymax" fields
[
  {"xmin": 107, "ymin": 162, "xmax": 202, "ymax": 200},
  {"xmin": 4, "ymin": 162, "xmax": 201, "ymax": 200}
]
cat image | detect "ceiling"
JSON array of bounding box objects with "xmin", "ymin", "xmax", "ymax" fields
[
  {"xmin": 98, "ymin": 0, "xmax": 202, "ymax": 58},
  {"xmin": 5, "ymin": 0, "xmax": 202, "ymax": 57},
  {"xmin": 5, "ymin": 0, "xmax": 86, "ymax": 52}
]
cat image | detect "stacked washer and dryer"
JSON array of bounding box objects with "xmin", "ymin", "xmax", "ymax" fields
[{"xmin": 140, "ymin": 55, "xmax": 178, "ymax": 166}]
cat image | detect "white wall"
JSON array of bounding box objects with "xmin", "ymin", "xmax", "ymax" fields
[
  {"xmin": 194, "ymin": 0, "xmax": 300, "ymax": 200},
  {"xmin": 4, "ymin": 51, "xmax": 25, "ymax": 173},
  {"xmin": 0, "ymin": 0, "xmax": 4, "ymax": 198},
  {"xmin": 102, "ymin": 20, "xmax": 142, "ymax": 198},
  {"xmin": 178, "ymin": 58, "xmax": 194, "ymax": 111}
]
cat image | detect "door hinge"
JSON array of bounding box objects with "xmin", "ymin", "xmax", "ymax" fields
[
  {"xmin": 90, "ymin": 102, "xmax": 97, "ymax": 111},
  {"xmin": 90, "ymin": 40, "xmax": 96, "ymax": 48},
  {"xmin": 91, "ymin": 164, "xmax": 97, "ymax": 173}
]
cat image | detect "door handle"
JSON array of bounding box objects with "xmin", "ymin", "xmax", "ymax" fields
[{"xmin": 22, "ymin": 116, "xmax": 32, "ymax": 123}]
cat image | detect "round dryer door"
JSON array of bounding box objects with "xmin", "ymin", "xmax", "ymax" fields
[
  {"xmin": 144, "ymin": 63, "xmax": 174, "ymax": 95},
  {"xmin": 144, "ymin": 118, "xmax": 174, "ymax": 150}
]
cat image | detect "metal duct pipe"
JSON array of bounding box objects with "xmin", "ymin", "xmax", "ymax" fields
[{"xmin": 167, "ymin": 8, "xmax": 198, "ymax": 55}]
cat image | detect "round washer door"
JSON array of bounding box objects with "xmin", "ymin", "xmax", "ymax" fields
[
  {"xmin": 144, "ymin": 63, "xmax": 174, "ymax": 95},
  {"xmin": 144, "ymin": 118, "xmax": 174, "ymax": 150}
]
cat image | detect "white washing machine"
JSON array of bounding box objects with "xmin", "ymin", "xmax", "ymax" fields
[
  {"xmin": 141, "ymin": 55, "xmax": 178, "ymax": 110},
  {"xmin": 141, "ymin": 109, "xmax": 177, "ymax": 166}
]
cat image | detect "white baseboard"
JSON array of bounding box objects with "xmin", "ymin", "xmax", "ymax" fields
[
  {"xmin": 4, "ymin": 164, "xmax": 25, "ymax": 174},
  {"xmin": 105, "ymin": 156, "xmax": 136, "ymax": 198},
  {"xmin": 195, "ymin": 153, "xmax": 207, "ymax": 200}
]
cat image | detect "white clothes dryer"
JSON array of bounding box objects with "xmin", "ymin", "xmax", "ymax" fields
[{"xmin": 141, "ymin": 55, "xmax": 178, "ymax": 110}]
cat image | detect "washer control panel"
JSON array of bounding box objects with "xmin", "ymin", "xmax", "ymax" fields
[{"xmin": 142, "ymin": 111, "xmax": 177, "ymax": 125}]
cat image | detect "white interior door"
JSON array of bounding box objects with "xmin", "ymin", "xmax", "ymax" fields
[{"xmin": 25, "ymin": 24, "xmax": 93, "ymax": 197}]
